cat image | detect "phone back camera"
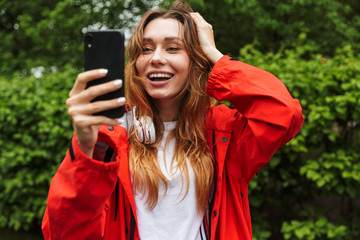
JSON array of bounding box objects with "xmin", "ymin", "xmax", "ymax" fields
[{"xmin": 86, "ymin": 33, "xmax": 93, "ymax": 42}]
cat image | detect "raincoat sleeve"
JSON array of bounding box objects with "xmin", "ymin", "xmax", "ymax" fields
[
  {"xmin": 207, "ymin": 55, "xmax": 304, "ymax": 182},
  {"xmin": 41, "ymin": 125, "xmax": 128, "ymax": 239}
]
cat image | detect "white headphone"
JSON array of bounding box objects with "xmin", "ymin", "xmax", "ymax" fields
[{"xmin": 118, "ymin": 107, "xmax": 156, "ymax": 144}]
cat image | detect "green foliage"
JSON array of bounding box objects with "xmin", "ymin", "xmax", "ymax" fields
[
  {"xmin": 252, "ymin": 214, "xmax": 272, "ymax": 240},
  {"xmin": 161, "ymin": 0, "xmax": 360, "ymax": 57},
  {"xmin": 3, "ymin": 0, "xmax": 359, "ymax": 76},
  {"xmin": 282, "ymin": 218, "xmax": 347, "ymax": 240},
  {"xmin": 0, "ymin": 0, "xmax": 153, "ymax": 75},
  {"xmin": 300, "ymin": 151, "xmax": 360, "ymax": 196},
  {"xmin": 0, "ymin": 67, "xmax": 76, "ymax": 230},
  {"xmin": 240, "ymin": 44, "xmax": 360, "ymax": 239},
  {"xmin": 1, "ymin": 0, "xmax": 360, "ymax": 237}
]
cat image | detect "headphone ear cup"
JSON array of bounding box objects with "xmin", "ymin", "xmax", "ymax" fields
[
  {"xmin": 142, "ymin": 116, "xmax": 156, "ymax": 144},
  {"xmin": 136, "ymin": 116, "xmax": 155, "ymax": 144},
  {"xmin": 130, "ymin": 107, "xmax": 156, "ymax": 144}
]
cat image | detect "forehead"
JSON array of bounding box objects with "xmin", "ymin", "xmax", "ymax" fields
[{"xmin": 143, "ymin": 18, "xmax": 184, "ymax": 39}]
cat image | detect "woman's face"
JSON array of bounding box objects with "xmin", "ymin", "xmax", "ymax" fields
[{"xmin": 135, "ymin": 17, "xmax": 190, "ymax": 102}]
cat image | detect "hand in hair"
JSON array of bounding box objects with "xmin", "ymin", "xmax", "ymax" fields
[{"xmin": 190, "ymin": 12, "xmax": 223, "ymax": 65}]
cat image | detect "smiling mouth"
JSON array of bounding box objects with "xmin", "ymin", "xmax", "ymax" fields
[{"xmin": 148, "ymin": 73, "xmax": 174, "ymax": 81}]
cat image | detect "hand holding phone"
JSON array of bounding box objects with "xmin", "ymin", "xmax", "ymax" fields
[
  {"xmin": 66, "ymin": 69, "xmax": 125, "ymax": 157},
  {"xmin": 84, "ymin": 30, "xmax": 125, "ymax": 118}
]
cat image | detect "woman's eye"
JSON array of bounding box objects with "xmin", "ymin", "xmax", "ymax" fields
[
  {"xmin": 167, "ymin": 47, "xmax": 180, "ymax": 52},
  {"xmin": 142, "ymin": 48, "xmax": 153, "ymax": 53}
]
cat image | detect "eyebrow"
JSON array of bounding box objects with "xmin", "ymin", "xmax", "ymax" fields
[{"xmin": 143, "ymin": 37, "xmax": 184, "ymax": 43}]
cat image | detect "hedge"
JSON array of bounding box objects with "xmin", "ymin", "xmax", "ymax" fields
[
  {"xmin": 0, "ymin": 44, "xmax": 359, "ymax": 239},
  {"xmin": 239, "ymin": 44, "xmax": 360, "ymax": 239},
  {"xmin": 0, "ymin": 67, "xmax": 76, "ymax": 230}
]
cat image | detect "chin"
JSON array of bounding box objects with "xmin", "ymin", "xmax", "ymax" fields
[{"xmin": 148, "ymin": 92, "xmax": 177, "ymax": 101}]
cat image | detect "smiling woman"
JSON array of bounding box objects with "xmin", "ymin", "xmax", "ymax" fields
[
  {"xmin": 135, "ymin": 18, "xmax": 190, "ymax": 106},
  {"xmin": 124, "ymin": 9, "xmax": 216, "ymax": 239},
  {"xmin": 41, "ymin": 1, "xmax": 304, "ymax": 240}
]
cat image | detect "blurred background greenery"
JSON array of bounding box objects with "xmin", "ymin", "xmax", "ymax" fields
[{"xmin": 0, "ymin": 0, "xmax": 359, "ymax": 239}]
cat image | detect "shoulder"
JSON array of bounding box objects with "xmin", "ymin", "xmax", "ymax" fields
[{"xmin": 206, "ymin": 104, "xmax": 242, "ymax": 132}]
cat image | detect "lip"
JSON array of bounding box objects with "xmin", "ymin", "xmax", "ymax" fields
[
  {"xmin": 147, "ymin": 78, "xmax": 172, "ymax": 87},
  {"xmin": 146, "ymin": 71, "xmax": 174, "ymax": 87}
]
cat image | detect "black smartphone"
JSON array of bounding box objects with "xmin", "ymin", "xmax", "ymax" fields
[{"xmin": 84, "ymin": 30, "xmax": 125, "ymax": 118}]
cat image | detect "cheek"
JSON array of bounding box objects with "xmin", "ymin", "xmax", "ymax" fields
[
  {"xmin": 180, "ymin": 57, "xmax": 190, "ymax": 76},
  {"xmin": 135, "ymin": 61, "xmax": 141, "ymax": 74},
  {"xmin": 135, "ymin": 57, "xmax": 147, "ymax": 76},
  {"xmin": 181, "ymin": 64, "xmax": 190, "ymax": 78}
]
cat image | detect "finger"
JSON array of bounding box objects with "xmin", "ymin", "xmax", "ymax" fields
[
  {"xmin": 72, "ymin": 114, "xmax": 119, "ymax": 129},
  {"xmin": 190, "ymin": 12, "xmax": 201, "ymax": 26},
  {"xmin": 190, "ymin": 12, "xmax": 222, "ymax": 65},
  {"xmin": 69, "ymin": 79, "xmax": 123, "ymax": 105},
  {"xmin": 190, "ymin": 12, "xmax": 214, "ymax": 38},
  {"xmin": 68, "ymin": 97, "xmax": 126, "ymax": 117},
  {"xmin": 70, "ymin": 69, "xmax": 109, "ymax": 97},
  {"xmin": 81, "ymin": 79, "xmax": 123, "ymax": 102},
  {"xmin": 190, "ymin": 13, "xmax": 214, "ymax": 42},
  {"xmin": 190, "ymin": 12, "xmax": 209, "ymax": 26}
]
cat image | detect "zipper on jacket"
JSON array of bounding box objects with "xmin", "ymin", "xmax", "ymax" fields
[
  {"xmin": 201, "ymin": 218, "xmax": 209, "ymax": 240},
  {"xmin": 69, "ymin": 136, "xmax": 75, "ymax": 161},
  {"xmin": 200, "ymin": 222, "xmax": 206, "ymax": 240},
  {"xmin": 114, "ymin": 178, "xmax": 119, "ymax": 221},
  {"xmin": 207, "ymin": 129, "xmax": 218, "ymax": 240},
  {"xmin": 129, "ymin": 207, "xmax": 136, "ymax": 240},
  {"xmin": 122, "ymin": 189, "xmax": 129, "ymax": 236}
]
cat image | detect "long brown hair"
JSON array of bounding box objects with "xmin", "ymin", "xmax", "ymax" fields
[{"xmin": 125, "ymin": 3, "xmax": 215, "ymax": 212}]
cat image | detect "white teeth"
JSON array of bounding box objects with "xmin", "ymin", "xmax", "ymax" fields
[{"xmin": 149, "ymin": 73, "xmax": 173, "ymax": 79}]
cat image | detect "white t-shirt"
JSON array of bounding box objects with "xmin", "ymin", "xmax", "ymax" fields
[{"xmin": 134, "ymin": 121, "xmax": 204, "ymax": 240}]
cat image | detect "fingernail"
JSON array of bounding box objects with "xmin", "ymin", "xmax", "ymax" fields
[
  {"xmin": 117, "ymin": 118, "xmax": 125, "ymax": 125},
  {"xmin": 117, "ymin": 97, "xmax": 126, "ymax": 104},
  {"xmin": 99, "ymin": 69, "xmax": 108, "ymax": 75},
  {"xmin": 114, "ymin": 79, "xmax": 123, "ymax": 86}
]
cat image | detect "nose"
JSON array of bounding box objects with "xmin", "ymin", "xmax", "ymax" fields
[{"xmin": 150, "ymin": 49, "xmax": 166, "ymax": 65}]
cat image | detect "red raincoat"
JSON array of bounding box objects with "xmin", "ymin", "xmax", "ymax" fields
[{"xmin": 42, "ymin": 55, "xmax": 304, "ymax": 240}]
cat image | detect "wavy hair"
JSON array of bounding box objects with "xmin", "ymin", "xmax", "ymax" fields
[{"xmin": 125, "ymin": 2, "xmax": 215, "ymax": 212}]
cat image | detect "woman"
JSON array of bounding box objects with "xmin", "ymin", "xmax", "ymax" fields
[{"xmin": 42, "ymin": 2, "xmax": 304, "ymax": 240}]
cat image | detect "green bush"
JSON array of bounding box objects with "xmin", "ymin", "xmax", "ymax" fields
[
  {"xmin": 282, "ymin": 218, "xmax": 347, "ymax": 240},
  {"xmin": 0, "ymin": 67, "xmax": 76, "ymax": 230},
  {"xmin": 164, "ymin": 0, "xmax": 360, "ymax": 57},
  {"xmin": 241, "ymin": 44, "xmax": 360, "ymax": 239},
  {"xmin": 1, "ymin": 43, "xmax": 359, "ymax": 240},
  {"xmin": 0, "ymin": 0, "xmax": 155, "ymax": 76}
]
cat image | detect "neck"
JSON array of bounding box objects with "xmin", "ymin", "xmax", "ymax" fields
[{"xmin": 153, "ymin": 98, "xmax": 179, "ymax": 122}]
